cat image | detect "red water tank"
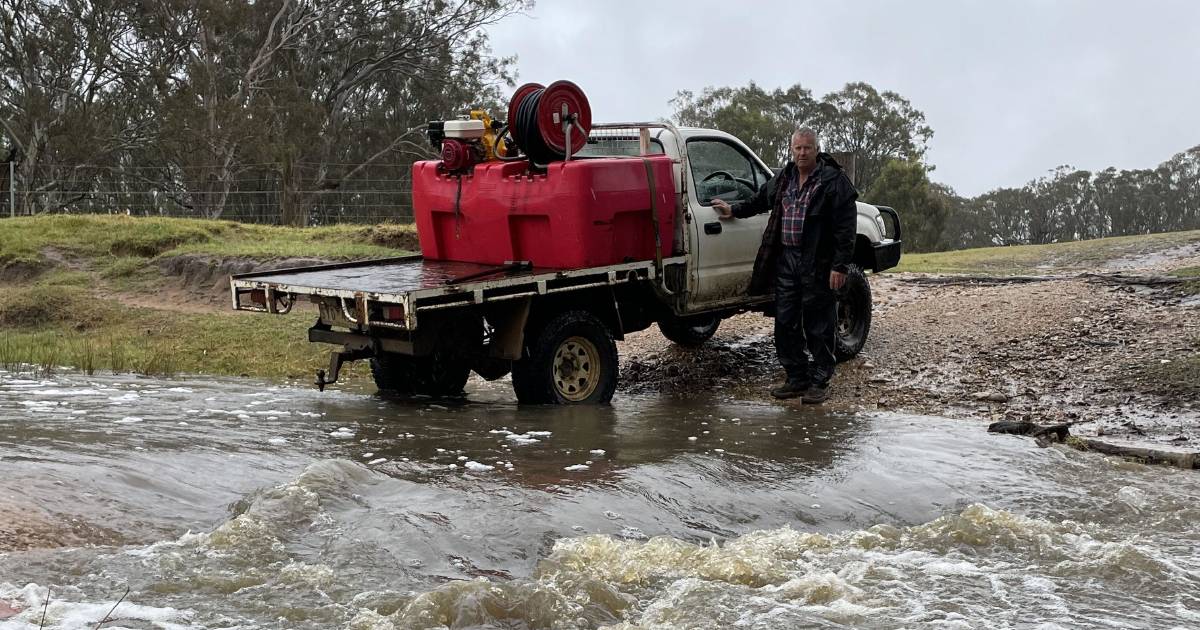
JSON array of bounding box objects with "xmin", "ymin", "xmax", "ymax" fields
[{"xmin": 413, "ymin": 156, "xmax": 676, "ymax": 269}]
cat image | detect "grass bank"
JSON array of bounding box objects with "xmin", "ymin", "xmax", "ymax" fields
[
  {"xmin": 0, "ymin": 215, "xmax": 416, "ymax": 271},
  {"xmin": 0, "ymin": 306, "xmax": 330, "ymax": 380},
  {"xmin": 0, "ymin": 277, "xmax": 352, "ymax": 381},
  {"xmin": 1, "ymin": 215, "xmax": 412, "ymax": 381},
  {"xmin": 895, "ymin": 230, "xmax": 1200, "ymax": 275}
]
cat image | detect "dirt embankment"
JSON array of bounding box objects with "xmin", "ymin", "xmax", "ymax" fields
[{"xmin": 149, "ymin": 254, "xmax": 333, "ymax": 307}]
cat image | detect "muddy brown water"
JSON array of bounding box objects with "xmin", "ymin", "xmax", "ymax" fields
[{"xmin": 1, "ymin": 369, "xmax": 1198, "ymax": 629}]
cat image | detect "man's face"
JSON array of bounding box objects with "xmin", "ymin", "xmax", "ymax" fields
[{"xmin": 791, "ymin": 133, "xmax": 818, "ymax": 170}]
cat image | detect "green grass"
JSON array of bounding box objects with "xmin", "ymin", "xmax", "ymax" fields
[
  {"xmin": 1172, "ymin": 266, "xmax": 1200, "ymax": 296},
  {"xmin": 0, "ymin": 215, "xmax": 416, "ymax": 270},
  {"xmin": 165, "ymin": 222, "xmax": 415, "ymax": 259},
  {"xmin": 1135, "ymin": 352, "xmax": 1200, "ymax": 399},
  {"xmin": 0, "ymin": 215, "xmax": 416, "ymax": 381},
  {"xmin": 895, "ymin": 230, "xmax": 1200, "ymax": 275},
  {"xmin": 0, "ymin": 297, "xmax": 365, "ymax": 381},
  {"xmin": 0, "ymin": 283, "xmax": 120, "ymax": 329}
]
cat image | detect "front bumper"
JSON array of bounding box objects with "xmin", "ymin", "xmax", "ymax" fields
[
  {"xmin": 873, "ymin": 240, "xmax": 902, "ymax": 272},
  {"xmin": 872, "ymin": 205, "xmax": 902, "ymax": 271}
]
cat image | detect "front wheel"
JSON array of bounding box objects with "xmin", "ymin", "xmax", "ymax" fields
[
  {"xmin": 835, "ymin": 265, "xmax": 872, "ymax": 362},
  {"xmin": 658, "ymin": 313, "xmax": 721, "ymax": 347},
  {"xmin": 511, "ymin": 310, "xmax": 618, "ymax": 405}
]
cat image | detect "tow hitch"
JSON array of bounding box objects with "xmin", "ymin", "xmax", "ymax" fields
[{"xmin": 315, "ymin": 347, "xmax": 374, "ymax": 391}]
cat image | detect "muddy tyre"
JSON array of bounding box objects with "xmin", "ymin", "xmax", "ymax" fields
[
  {"xmin": 371, "ymin": 315, "xmax": 480, "ymax": 397},
  {"xmin": 370, "ymin": 353, "xmax": 420, "ymax": 394},
  {"xmin": 370, "ymin": 350, "xmax": 472, "ymax": 397},
  {"xmin": 658, "ymin": 313, "xmax": 721, "ymax": 347},
  {"xmin": 511, "ymin": 310, "xmax": 618, "ymax": 405},
  {"xmin": 835, "ymin": 265, "xmax": 871, "ymax": 362}
]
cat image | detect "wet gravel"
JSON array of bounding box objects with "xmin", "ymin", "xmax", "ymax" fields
[{"xmin": 618, "ymin": 272, "xmax": 1199, "ymax": 453}]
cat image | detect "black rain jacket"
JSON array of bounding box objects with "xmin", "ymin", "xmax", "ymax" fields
[{"xmin": 730, "ymin": 152, "xmax": 859, "ymax": 295}]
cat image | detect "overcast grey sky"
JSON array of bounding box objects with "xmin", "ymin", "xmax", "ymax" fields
[{"xmin": 486, "ymin": 0, "xmax": 1200, "ymax": 196}]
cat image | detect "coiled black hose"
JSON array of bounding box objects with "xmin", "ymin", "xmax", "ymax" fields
[{"xmin": 514, "ymin": 88, "xmax": 561, "ymax": 164}]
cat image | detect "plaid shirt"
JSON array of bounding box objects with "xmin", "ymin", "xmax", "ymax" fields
[{"xmin": 780, "ymin": 168, "xmax": 820, "ymax": 248}]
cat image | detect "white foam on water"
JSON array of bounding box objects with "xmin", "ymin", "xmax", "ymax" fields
[
  {"xmin": 4, "ymin": 379, "xmax": 58, "ymax": 388},
  {"xmin": 505, "ymin": 432, "xmax": 545, "ymax": 446},
  {"xmin": 0, "ymin": 583, "xmax": 197, "ymax": 629},
  {"xmin": 1116, "ymin": 485, "xmax": 1150, "ymax": 510},
  {"xmin": 26, "ymin": 388, "xmax": 104, "ymax": 396},
  {"xmin": 508, "ymin": 502, "xmax": 1197, "ymax": 629}
]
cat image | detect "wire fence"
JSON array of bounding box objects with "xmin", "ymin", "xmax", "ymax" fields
[{"xmin": 1, "ymin": 162, "xmax": 417, "ymax": 225}]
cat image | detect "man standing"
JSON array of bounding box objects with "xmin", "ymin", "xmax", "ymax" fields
[{"xmin": 711, "ymin": 127, "xmax": 858, "ymax": 403}]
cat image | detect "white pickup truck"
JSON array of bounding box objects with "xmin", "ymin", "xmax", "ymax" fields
[{"xmin": 230, "ymin": 123, "xmax": 901, "ymax": 404}]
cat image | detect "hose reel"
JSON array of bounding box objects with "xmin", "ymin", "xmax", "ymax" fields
[
  {"xmin": 429, "ymin": 80, "xmax": 592, "ymax": 173},
  {"xmin": 506, "ymin": 80, "xmax": 592, "ymax": 164}
]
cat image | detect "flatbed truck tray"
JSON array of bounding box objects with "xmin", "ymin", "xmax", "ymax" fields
[{"xmin": 230, "ymin": 255, "xmax": 683, "ymax": 331}]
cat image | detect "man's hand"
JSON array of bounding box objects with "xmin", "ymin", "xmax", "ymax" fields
[
  {"xmin": 829, "ymin": 270, "xmax": 846, "ymax": 291},
  {"xmin": 711, "ymin": 199, "xmax": 734, "ymax": 220}
]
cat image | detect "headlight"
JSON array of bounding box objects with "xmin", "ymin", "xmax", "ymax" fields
[{"xmin": 875, "ymin": 214, "xmax": 887, "ymax": 237}]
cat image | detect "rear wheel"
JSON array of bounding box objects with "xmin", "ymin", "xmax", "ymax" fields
[
  {"xmin": 658, "ymin": 313, "xmax": 721, "ymax": 347},
  {"xmin": 835, "ymin": 265, "xmax": 872, "ymax": 362},
  {"xmin": 371, "ymin": 315, "xmax": 480, "ymax": 397},
  {"xmin": 511, "ymin": 310, "xmax": 618, "ymax": 405}
]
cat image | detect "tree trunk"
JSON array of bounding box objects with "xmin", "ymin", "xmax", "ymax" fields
[{"xmin": 279, "ymin": 156, "xmax": 307, "ymax": 226}]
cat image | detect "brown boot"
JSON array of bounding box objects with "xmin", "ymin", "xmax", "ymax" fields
[
  {"xmin": 801, "ymin": 383, "xmax": 830, "ymax": 404},
  {"xmin": 770, "ymin": 380, "xmax": 809, "ymax": 399}
]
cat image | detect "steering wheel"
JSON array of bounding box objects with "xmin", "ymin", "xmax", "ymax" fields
[
  {"xmin": 703, "ymin": 170, "xmax": 756, "ymax": 190},
  {"xmin": 702, "ymin": 170, "xmax": 735, "ymax": 183}
]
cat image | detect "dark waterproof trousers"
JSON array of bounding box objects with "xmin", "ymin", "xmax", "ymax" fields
[{"xmin": 774, "ymin": 246, "xmax": 838, "ymax": 386}]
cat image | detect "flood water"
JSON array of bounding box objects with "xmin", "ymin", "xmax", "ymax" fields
[{"xmin": 1, "ymin": 369, "xmax": 1198, "ymax": 629}]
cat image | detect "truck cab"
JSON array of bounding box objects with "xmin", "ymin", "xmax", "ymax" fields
[{"xmin": 580, "ymin": 125, "xmax": 901, "ymax": 313}]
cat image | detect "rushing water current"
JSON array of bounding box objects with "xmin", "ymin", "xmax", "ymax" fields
[{"xmin": 0, "ymin": 369, "xmax": 1198, "ymax": 629}]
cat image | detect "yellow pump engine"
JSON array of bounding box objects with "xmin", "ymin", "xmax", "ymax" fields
[{"xmin": 426, "ymin": 110, "xmax": 506, "ymax": 173}]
